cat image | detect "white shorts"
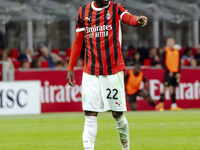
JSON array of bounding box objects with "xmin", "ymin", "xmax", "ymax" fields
[{"xmin": 82, "ymin": 71, "xmax": 127, "ymax": 112}]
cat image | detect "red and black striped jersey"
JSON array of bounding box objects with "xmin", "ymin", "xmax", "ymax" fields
[{"xmin": 76, "ymin": 1, "xmax": 133, "ymax": 75}]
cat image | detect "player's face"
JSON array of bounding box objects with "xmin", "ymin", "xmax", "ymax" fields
[
  {"xmin": 41, "ymin": 47, "xmax": 49, "ymax": 57},
  {"xmin": 167, "ymin": 38, "xmax": 175, "ymax": 48},
  {"xmin": 95, "ymin": 0, "xmax": 109, "ymax": 7},
  {"xmin": 134, "ymin": 65, "xmax": 140, "ymax": 76}
]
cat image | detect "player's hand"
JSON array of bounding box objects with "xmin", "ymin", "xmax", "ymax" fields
[
  {"xmin": 67, "ymin": 71, "xmax": 76, "ymax": 87},
  {"xmin": 175, "ymin": 73, "xmax": 181, "ymax": 79},
  {"xmin": 169, "ymin": 72, "xmax": 173, "ymax": 78},
  {"xmin": 137, "ymin": 16, "xmax": 147, "ymax": 27},
  {"xmin": 143, "ymin": 89, "xmax": 149, "ymax": 95}
]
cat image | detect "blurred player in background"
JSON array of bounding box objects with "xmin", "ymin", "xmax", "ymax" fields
[
  {"xmin": 156, "ymin": 38, "xmax": 182, "ymax": 112},
  {"xmin": 125, "ymin": 64, "xmax": 156, "ymax": 111},
  {"xmin": 67, "ymin": 0, "xmax": 147, "ymax": 149}
]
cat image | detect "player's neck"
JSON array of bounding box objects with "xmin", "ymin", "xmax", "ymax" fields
[
  {"xmin": 94, "ymin": 2, "xmax": 101, "ymax": 8},
  {"xmin": 134, "ymin": 72, "xmax": 139, "ymax": 76},
  {"xmin": 94, "ymin": 0, "xmax": 109, "ymax": 8}
]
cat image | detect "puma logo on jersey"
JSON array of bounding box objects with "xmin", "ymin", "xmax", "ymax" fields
[{"xmin": 85, "ymin": 17, "xmax": 91, "ymax": 21}]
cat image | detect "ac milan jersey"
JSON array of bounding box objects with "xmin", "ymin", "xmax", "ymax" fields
[{"xmin": 76, "ymin": 1, "xmax": 130, "ymax": 75}]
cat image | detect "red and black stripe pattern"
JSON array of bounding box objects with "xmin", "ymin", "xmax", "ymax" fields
[{"xmin": 76, "ymin": 1, "xmax": 128, "ymax": 75}]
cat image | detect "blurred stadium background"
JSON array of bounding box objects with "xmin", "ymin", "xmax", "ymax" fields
[
  {"xmin": 0, "ymin": 0, "xmax": 200, "ymax": 51},
  {"xmin": 0, "ymin": 0, "xmax": 200, "ymax": 70},
  {"xmin": 0, "ymin": 0, "xmax": 200, "ymax": 150}
]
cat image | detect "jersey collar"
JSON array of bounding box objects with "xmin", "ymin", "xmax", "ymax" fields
[{"xmin": 91, "ymin": 1, "xmax": 110, "ymax": 11}]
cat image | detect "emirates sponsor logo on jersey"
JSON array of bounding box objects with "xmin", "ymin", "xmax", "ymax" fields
[
  {"xmin": 86, "ymin": 25, "xmax": 112, "ymax": 38},
  {"xmin": 86, "ymin": 25, "xmax": 112, "ymax": 33}
]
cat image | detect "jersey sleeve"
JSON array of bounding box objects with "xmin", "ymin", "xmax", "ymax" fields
[
  {"xmin": 117, "ymin": 4, "xmax": 130, "ymax": 21},
  {"xmin": 67, "ymin": 31, "xmax": 84, "ymax": 71},
  {"xmin": 76, "ymin": 7, "xmax": 85, "ymax": 32}
]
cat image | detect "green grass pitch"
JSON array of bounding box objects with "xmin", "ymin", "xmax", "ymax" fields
[{"xmin": 0, "ymin": 110, "xmax": 200, "ymax": 150}]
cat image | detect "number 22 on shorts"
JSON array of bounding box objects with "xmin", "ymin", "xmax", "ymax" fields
[{"xmin": 106, "ymin": 88, "xmax": 118, "ymax": 100}]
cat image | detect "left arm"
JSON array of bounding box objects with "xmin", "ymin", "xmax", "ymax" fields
[
  {"xmin": 118, "ymin": 4, "xmax": 147, "ymax": 27},
  {"xmin": 122, "ymin": 13, "xmax": 147, "ymax": 27}
]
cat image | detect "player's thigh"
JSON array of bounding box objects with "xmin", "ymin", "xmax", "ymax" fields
[
  {"xmin": 163, "ymin": 72, "xmax": 171, "ymax": 87},
  {"xmin": 112, "ymin": 111, "xmax": 123, "ymax": 118},
  {"xmin": 85, "ymin": 111, "xmax": 98, "ymax": 116},
  {"xmin": 138, "ymin": 90, "xmax": 149, "ymax": 99},
  {"xmin": 82, "ymin": 72, "xmax": 101, "ymax": 109},
  {"xmin": 127, "ymin": 94, "xmax": 137, "ymax": 111},
  {"xmin": 100, "ymin": 71, "xmax": 126, "ymax": 111},
  {"xmin": 127, "ymin": 94, "xmax": 137, "ymax": 104},
  {"xmin": 172, "ymin": 74, "xmax": 178, "ymax": 87}
]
